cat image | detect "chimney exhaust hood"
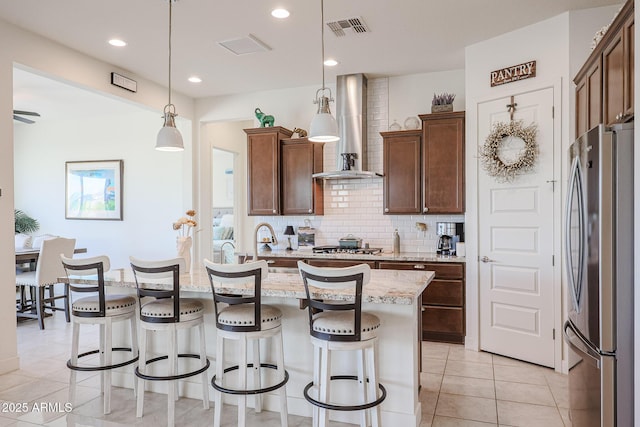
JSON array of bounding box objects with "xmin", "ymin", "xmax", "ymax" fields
[{"xmin": 312, "ymin": 74, "xmax": 383, "ymax": 179}]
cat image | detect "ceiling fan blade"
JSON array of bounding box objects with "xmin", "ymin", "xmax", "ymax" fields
[
  {"xmin": 13, "ymin": 110, "xmax": 40, "ymax": 117},
  {"xmin": 13, "ymin": 115, "xmax": 35, "ymax": 124}
]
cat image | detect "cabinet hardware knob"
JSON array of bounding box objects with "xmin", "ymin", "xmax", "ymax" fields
[
  {"xmin": 423, "ymin": 207, "xmax": 429, "ymax": 212},
  {"xmin": 272, "ymin": 209, "xmax": 276, "ymax": 213},
  {"xmin": 413, "ymin": 264, "xmax": 425, "ymax": 269},
  {"xmin": 616, "ymin": 113, "xmax": 621, "ymax": 120},
  {"xmin": 308, "ymin": 209, "xmax": 312, "ymax": 213},
  {"xmin": 384, "ymin": 208, "xmax": 389, "ymax": 212}
]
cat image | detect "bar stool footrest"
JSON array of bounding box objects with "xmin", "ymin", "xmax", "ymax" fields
[
  {"xmin": 211, "ymin": 363, "xmax": 289, "ymax": 395},
  {"xmin": 303, "ymin": 375, "xmax": 387, "ymax": 411},
  {"xmin": 135, "ymin": 353, "xmax": 210, "ymax": 381},
  {"xmin": 67, "ymin": 347, "xmax": 138, "ymax": 372}
]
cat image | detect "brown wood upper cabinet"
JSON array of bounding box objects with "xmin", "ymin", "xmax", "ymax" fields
[
  {"xmin": 575, "ymin": 0, "xmax": 634, "ymax": 135},
  {"xmin": 245, "ymin": 127, "xmax": 324, "ymax": 216},
  {"xmin": 420, "ymin": 111, "xmax": 465, "ymax": 214},
  {"xmin": 381, "ymin": 111, "xmax": 465, "ymax": 215},
  {"xmin": 381, "ymin": 129, "xmax": 422, "ymax": 214},
  {"xmin": 281, "ymin": 138, "xmax": 324, "ymax": 215}
]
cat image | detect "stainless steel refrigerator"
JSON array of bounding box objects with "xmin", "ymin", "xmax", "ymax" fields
[{"xmin": 563, "ymin": 123, "xmax": 634, "ymax": 426}]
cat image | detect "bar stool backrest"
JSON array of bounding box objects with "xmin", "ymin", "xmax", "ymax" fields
[
  {"xmin": 60, "ymin": 254, "xmax": 110, "ymax": 318},
  {"xmin": 297, "ymin": 261, "xmax": 371, "ymax": 342},
  {"xmin": 130, "ymin": 256, "xmax": 185, "ymax": 324},
  {"xmin": 203, "ymin": 259, "xmax": 268, "ymax": 333}
]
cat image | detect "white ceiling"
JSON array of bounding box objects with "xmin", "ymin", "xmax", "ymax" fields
[{"xmin": 4, "ymin": 0, "xmax": 620, "ymax": 119}]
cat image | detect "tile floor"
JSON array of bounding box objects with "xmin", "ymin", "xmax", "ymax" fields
[{"xmin": 0, "ymin": 313, "xmax": 570, "ymax": 426}]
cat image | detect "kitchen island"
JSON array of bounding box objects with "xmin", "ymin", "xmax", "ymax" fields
[{"xmin": 65, "ymin": 266, "xmax": 434, "ymax": 426}]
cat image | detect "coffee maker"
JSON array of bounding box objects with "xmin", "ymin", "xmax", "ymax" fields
[{"xmin": 436, "ymin": 222, "xmax": 464, "ymax": 255}]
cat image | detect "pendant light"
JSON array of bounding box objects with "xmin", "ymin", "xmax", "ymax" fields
[
  {"xmin": 156, "ymin": 0, "xmax": 184, "ymax": 151},
  {"xmin": 308, "ymin": 0, "xmax": 339, "ymax": 143}
]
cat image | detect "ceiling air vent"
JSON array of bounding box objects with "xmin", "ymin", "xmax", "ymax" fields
[
  {"xmin": 326, "ymin": 17, "xmax": 369, "ymax": 37},
  {"xmin": 217, "ymin": 34, "xmax": 271, "ymax": 55}
]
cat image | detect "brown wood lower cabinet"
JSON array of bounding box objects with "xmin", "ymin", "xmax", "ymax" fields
[{"xmin": 379, "ymin": 261, "xmax": 465, "ymax": 344}]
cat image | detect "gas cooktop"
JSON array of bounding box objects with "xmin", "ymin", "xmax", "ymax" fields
[{"xmin": 312, "ymin": 246, "xmax": 383, "ymax": 255}]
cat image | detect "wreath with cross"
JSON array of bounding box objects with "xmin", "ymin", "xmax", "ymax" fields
[{"xmin": 480, "ymin": 120, "xmax": 538, "ymax": 182}]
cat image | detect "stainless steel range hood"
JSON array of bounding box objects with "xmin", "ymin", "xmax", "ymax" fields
[{"xmin": 312, "ymin": 74, "xmax": 383, "ymax": 179}]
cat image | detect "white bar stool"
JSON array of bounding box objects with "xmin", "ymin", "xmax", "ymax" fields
[
  {"xmin": 60, "ymin": 254, "xmax": 138, "ymax": 415},
  {"xmin": 203, "ymin": 259, "xmax": 289, "ymax": 427},
  {"xmin": 130, "ymin": 257, "xmax": 210, "ymax": 427},
  {"xmin": 297, "ymin": 261, "xmax": 386, "ymax": 427}
]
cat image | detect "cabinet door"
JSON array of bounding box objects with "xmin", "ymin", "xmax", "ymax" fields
[
  {"xmin": 586, "ymin": 60, "xmax": 602, "ymax": 131},
  {"xmin": 603, "ymin": 30, "xmax": 624, "ymax": 125},
  {"xmin": 245, "ymin": 127, "xmax": 293, "ymax": 216},
  {"xmin": 282, "ymin": 141, "xmax": 324, "ymax": 215},
  {"xmin": 421, "ymin": 112, "xmax": 465, "ymax": 214},
  {"xmin": 623, "ymin": 15, "xmax": 634, "ymax": 118},
  {"xmin": 246, "ymin": 130, "xmax": 280, "ymax": 215},
  {"xmin": 381, "ymin": 130, "xmax": 421, "ymax": 214},
  {"xmin": 575, "ymin": 75, "xmax": 588, "ymax": 136}
]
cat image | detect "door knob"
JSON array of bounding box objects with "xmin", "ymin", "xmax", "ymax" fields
[{"xmin": 480, "ymin": 256, "xmax": 496, "ymax": 263}]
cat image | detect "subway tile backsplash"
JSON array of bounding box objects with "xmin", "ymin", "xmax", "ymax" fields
[{"xmin": 253, "ymin": 77, "xmax": 464, "ymax": 254}]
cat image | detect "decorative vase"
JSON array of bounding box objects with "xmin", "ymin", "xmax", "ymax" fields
[
  {"xmin": 431, "ymin": 104, "xmax": 453, "ymax": 113},
  {"xmin": 176, "ymin": 236, "xmax": 192, "ymax": 273}
]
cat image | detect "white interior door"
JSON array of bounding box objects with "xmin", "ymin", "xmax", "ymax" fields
[{"xmin": 477, "ymin": 87, "xmax": 556, "ymax": 368}]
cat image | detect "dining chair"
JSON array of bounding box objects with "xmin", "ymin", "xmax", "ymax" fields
[
  {"xmin": 61, "ymin": 254, "xmax": 139, "ymax": 415},
  {"xmin": 16, "ymin": 237, "xmax": 76, "ymax": 329}
]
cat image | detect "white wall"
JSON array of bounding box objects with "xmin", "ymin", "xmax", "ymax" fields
[
  {"xmin": 0, "ymin": 18, "xmax": 195, "ymax": 373},
  {"xmin": 14, "ymin": 107, "xmax": 190, "ymax": 269},
  {"xmin": 389, "ymin": 69, "xmax": 466, "ymax": 128},
  {"xmin": 198, "ymin": 119, "xmax": 251, "ymax": 261}
]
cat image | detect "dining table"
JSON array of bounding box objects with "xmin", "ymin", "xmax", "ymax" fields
[
  {"xmin": 15, "ymin": 247, "xmax": 87, "ymax": 264},
  {"xmin": 61, "ymin": 265, "xmax": 434, "ymax": 426}
]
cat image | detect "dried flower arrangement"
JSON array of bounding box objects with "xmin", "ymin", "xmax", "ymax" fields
[
  {"xmin": 432, "ymin": 92, "xmax": 456, "ymax": 106},
  {"xmin": 173, "ymin": 209, "xmax": 198, "ymax": 237},
  {"xmin": 480, "ymin": 121, "xmax": 538, "ymax": 182}
]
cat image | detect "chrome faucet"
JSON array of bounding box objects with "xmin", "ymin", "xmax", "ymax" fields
[
  {"xmin": 254, "ymin": 222, "xmax": 278, "ymax": 258},
  {"xmin": 219, "ymin": 241, "xmax": 235, "ymax": 264}
]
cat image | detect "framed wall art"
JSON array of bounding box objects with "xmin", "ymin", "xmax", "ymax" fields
[{"xmin": 65, "ymin": 160, "xmax": 123, "ymax": 220}]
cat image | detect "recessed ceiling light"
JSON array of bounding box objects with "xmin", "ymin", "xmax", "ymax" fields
[
  {"xmin": 324, "ymin": 59, "xmax": 338, "ymax": 67},
  {"xmin": 188, "ymin": 76, "xmax": 202, "ymax": 83},
  {"xmin": 271, "ymin": 8, "xmax": 290, "ymax": 19},
  {"xmin": 108, "ymin": 39, "xmax": 127, "ymax": 47}
]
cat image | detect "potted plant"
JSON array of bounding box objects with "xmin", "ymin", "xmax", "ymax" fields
[
  {"xmin": 431, "ymin": 93, "xmax": 455, "ymax": 113},
  {"xmin": 14, "ymin": 209, "xmax": 39, "ymax": 234}
]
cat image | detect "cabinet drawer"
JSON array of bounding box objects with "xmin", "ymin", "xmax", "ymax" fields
[
  {"xmin": 259, "ymin": 257, "xmax": 300, "ymax": 268},
  {"xmin": 422, "ymin": 279, "xmax": 463, "ymax": 306},
  {"xmin": 422, "ymin": 306, "xmax": 464, "ymax": 334},
  {"xmin": 378, "ymin": 261, "xmax": 463, "ymax": 279},
  {"xmin": 307, "ymin": 259, "xmax": 377, "ymax": 268}
]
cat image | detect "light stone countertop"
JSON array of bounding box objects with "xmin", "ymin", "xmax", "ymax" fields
[
  {"xmin": 68, "ymin": 267, "xmax": 434, "ymax": 305},
  {"xmin": 243, "ymin": 249, "xmax": 465, "ymax": 263}
]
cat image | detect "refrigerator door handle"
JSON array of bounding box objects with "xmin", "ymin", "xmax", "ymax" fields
[
  {"xmin": 563, "ymin": 321, "xmax": 601, "ymax": 369},
  {"xmin": 564, "ymin": 156, "xmax": 586, "ymax": 313}
]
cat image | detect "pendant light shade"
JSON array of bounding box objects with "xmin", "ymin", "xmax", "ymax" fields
[
  {"xmin": 156, "ymin": 105, "xmax": 184, "ymax": 151},
  {"xmin": 155, "ymin": 0, "xmax": 184, "ymax": 151},
  {"xmin": 309, "ymin": 93, "xmax": 339, "ymax": 142},
  {"xmin": 309, "ymin": 0, "xmax": 339, "ymax": 143}
]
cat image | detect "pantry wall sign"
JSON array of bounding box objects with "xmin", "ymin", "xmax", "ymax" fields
[{"xmin": 490, "ymin": 60, "xmax": 536, "ymax": 87}]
